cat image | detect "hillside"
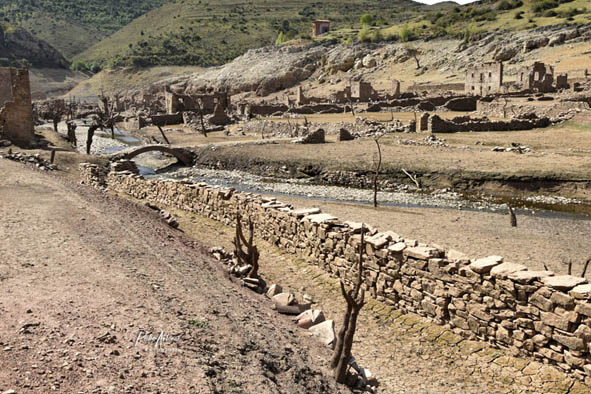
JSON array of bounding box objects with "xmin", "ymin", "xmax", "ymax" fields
[
  {"xmin": 0, "ymin": 26, "xmax": 68, "ymax": 68},
  {"xmin": 0, "ymin": 0, "xmax": 165, "ymax": 59},
  {"xmin": 73, "ymin": 0, "xmax": 432, "ymax": 68}
]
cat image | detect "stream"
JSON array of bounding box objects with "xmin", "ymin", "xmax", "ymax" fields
[
  {"xmin": 154, "ymin": 167, "xmax": 591, "ymax": 221},
  {"xmin": 50, "ymin": 121, "xmax": 591, "ymax": 221}
]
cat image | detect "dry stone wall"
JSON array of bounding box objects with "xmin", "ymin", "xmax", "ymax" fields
[{"xmin": 90, "ymin": 168, "xmax": 591, "ymax": 384}]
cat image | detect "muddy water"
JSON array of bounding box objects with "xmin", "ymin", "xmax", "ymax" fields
[{"xmin": 155, "ymin": 167, "xmax": 591, "ymax": 221}]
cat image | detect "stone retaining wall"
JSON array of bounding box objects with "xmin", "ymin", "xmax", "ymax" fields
[{"xmin": 90, "ymin": 167, "xmax": 591, "ymax": 385}]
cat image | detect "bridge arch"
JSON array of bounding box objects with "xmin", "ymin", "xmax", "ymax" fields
[{"xmin": 110, "ymin": 145, "xmax": 195, "ymax": 166}]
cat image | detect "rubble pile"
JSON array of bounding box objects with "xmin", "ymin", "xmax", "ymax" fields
[{"xmin": 400, "ymin": 135, "xmax": 449, "ymax": 148}]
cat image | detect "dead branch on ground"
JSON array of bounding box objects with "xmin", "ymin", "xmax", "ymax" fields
[{"xmin": 402, "ymin": 168, "xmax": 420, "ymax": 189}]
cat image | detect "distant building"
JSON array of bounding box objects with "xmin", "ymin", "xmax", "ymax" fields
[
  {"xmin": 350, "ymin": 81, "xmax": 378, "ymax": 102},
  {"xmin": 0, "ymin": 67, "xmax": 34, "ymax": 146},
  {"xmin": 517, "ymin": 62, "xmax": 555, "ymax": 92},
  {"xmin": 465, "ymin": 62, "xmax": 504, "ymax": 96},
  {"xmin": 312, "ymin": 20, "xmax": 331, "ymax": 37}
]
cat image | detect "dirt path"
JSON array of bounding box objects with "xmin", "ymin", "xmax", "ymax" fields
[{"xmin": 0, "ymin": 159, "xmax": 346, "ymax": 394}]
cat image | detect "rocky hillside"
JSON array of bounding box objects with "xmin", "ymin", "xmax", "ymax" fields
[
  {"xmin": 0, "ymin": 27, "xmax": 69, "ymax": 69},
  {"xmin": 142, "ymin": 23, "xmax": 591, "ymax": 99}
]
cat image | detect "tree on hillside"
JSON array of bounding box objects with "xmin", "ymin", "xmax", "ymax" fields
[
  {"xmin": 360, "ymin": 13, "xmax": 374, "ymax": 27},
  {"xmin": 405, "ymin": 45, "xmax": 422, "ymax": 69}
]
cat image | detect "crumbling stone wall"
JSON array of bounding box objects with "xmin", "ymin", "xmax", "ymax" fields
[
  {"xmin": 465, "ymin": 62, "xmax": 504, "ymax": 96},
  {"xmin": 91, "ymin": 169, "xmax": 591, "ymax": 385},
  {"xmin": 518, "ymin": 62, "xmax": 555, "ymax": 92},
  {"xmin": 428, "ymin": 114, "xmax": 551, "ymax": 133},
  {"xmin": 0, "ymin": 67, "xmax": 34, "ymax": 145}
]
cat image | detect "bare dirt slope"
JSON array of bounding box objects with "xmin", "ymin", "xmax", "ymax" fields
[{"xmin": 0, "ymin": 159, "xmax": 346, "ymax": 394}]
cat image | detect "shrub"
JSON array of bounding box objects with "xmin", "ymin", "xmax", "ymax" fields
[
  {"xmin": 515, "ymin": 10, "xmax": 525, "ymax": 19},
  {"xmin": 358, "ymin": 26, "xmax": 372, "ymax": 42},
  {"xmin": 360, "ymin": 13, "xmax": 374, "ymax": 26},
  {"xmin": 399, "ymin": 24, "xmax": 412, "ymax": 42}
]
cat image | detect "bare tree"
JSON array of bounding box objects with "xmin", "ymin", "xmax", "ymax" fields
[
  {"xmin": 405, "ymin": 46, "xmax": 422, "ymax": 69},
  {"xmin": 508, "ymin": 205, "xmax": 517, "ymax": 227},
  {"xmin": 194, "ymin": 98, "xmax": 208, "ymax": 137},
  {"xmin": 331, "ymin": 226, "xmax": 366, "ymax": 384},
  {"xmin": 233, "ymin": 213, "xmax": 260, "ymax": 280},
  {"xmin": 372, "ymin": 135, "xmax": 383, "ymax": 208}
]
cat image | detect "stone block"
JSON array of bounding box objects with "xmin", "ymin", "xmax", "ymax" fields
[
  {"xmin": 542, "ymin": 275, "xmax": 587, "ymax": 292},
  {"xmin": 509, "ymin": 270, "xmax": 554, "ymax": 284},
  {"xmin": 470, "ymin": 256, "xmax": 503, "ymax": 274},
  {"xmin": 404, "ymin": 246, "xmax": 442, "ymax": 260},
  {"xmin": 490, "ymin": 262, "xmax": 527, "ymax": 279}
]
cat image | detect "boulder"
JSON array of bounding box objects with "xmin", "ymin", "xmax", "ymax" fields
[
  {"xmin": 293, "ymin": 309, "xmax": 326, "ymax": 329},
  {"xmin": 309, "ymin": 320, "xmax": 336, "ymax": 347},
  {"xmin": 337, "ymin": 128, "xmax": 355, "ymax": 141}
]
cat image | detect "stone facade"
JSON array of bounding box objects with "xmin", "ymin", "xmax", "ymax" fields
[
  {"xmin": 350, "ymin": 81, "xmax": 378, "ymax": 102},
  {"xmin": 312, "ymin": 20, "xmax": 331, "ymax": 37},
  {"xmin": 165, "ymin": 90, "xmax": 230, "ymax": 115},
  {"xmin": 465, "ymin": 62, "xmax": 504, "ymax": 96},
  {"xmin": 0, "ymin": 67, "xmax": 34, "ymax": 145},
  {"xmin": 87, "ymin": 169, "xmax": 591, "ymax": 385},
  {"xmin": 517, "ymin": 62, "xmax": 555, "ymax": 92}
]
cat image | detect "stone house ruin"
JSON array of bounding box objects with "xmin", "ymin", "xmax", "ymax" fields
[
  {"xmin": 465, "ymin": 62, "xmax": 504, "ymax": 96},
  {"xmin": 312, "ymin": 20, "xmax": 331, "ymax": 37},
  {"xmin": 0, "ymin": 67, "xmax": 34, "ymax": 146},
  {"xmin": 517, "ymin": 62, "xmax": 567, "ymax": 92},
  {"xmin": 350, "ymin": 81, "xmax": 378, "ymax": 102}
]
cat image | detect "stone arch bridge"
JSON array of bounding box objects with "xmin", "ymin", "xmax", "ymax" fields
[{"xmin": 109, "ymin": 145, "xmax": 195, "ymax": 166}]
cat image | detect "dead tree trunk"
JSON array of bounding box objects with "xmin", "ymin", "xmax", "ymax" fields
[
  {"xmin": 234, "ymin": 213, "xmax": 260, "ymax": 280},
  {"xmin": 156, "ymin": 125, "xmax": 171, "ymax": 145},
  {"xmin": 86, "ymin": 124, "xmax": 100, "ymax": 155},
  {"xmin": 373, "ymin": 137, "xmax": 382, "ymax": 208},
  {"xmin": 331, "ymin": 227, "xmax": 366, "ymax": 384},
  {"xmin": 195, "ymin": 99, "xmax": 208, "ymax": 137},
  {"xmin": 508, "ymin": 205, "xmax": 517, "ymax": 227}
]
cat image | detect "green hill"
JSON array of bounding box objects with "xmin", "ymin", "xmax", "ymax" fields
[
  {"xmin": 0, "ymin": 0, "xmax": 165, "ymax": 59},
  {"xmin": 73, "ymin": 0, "xmax": 431, "ymax": 69}
]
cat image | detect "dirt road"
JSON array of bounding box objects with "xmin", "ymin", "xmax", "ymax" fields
[{"xmin": 0, "ymin": 159, "xmax": 345, "ymax": 393}]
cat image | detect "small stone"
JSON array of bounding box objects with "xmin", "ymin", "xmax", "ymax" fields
[
  {"xmin": 305, "ymin": 213, "xmax": 337, "ymax": 224},
  {"xmin": 542, "ymin": 275, "xmax": 587, "ymax": 291},
  {"xmin": 570, "ymin": 284, "xmax": 591, "ymax": 299},
  {"xmin": 272, "ymin": 293, "xmax": 295, "ymax": 307},
  {"xmin": 266, "ymin": 284, "xmax": 283, "ymax": 298}
]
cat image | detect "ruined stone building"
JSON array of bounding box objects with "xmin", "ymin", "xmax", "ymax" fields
[
  {"xmin": 0, "ymin": 67, "xmax": 34, "ymax": 145},
  {"xmin": 312, "ymin": 20, "xmax": 331, "ymax": 37},
  {"xmin": 165, "ymin": 90, "xmax": 230, "ymax": 115},
  {"xmin": 350, "ymin": 81, "xmax": 378, "ymax": 102},
  {"xmin": 517, "ymin": 62, "xmax": 560, "ymax": 92},
  {"xmin": 465, "ymin": 62, "xmax": 503, "ymax": 95}
]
